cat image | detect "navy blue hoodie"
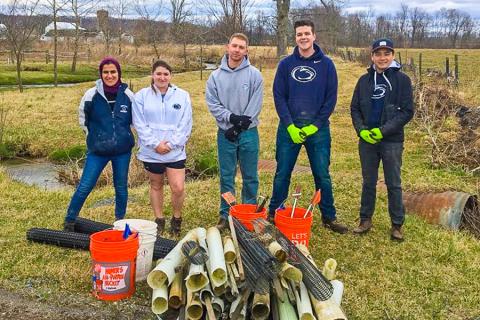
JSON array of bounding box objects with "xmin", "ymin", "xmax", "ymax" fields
[{"xmin": 273, "ymin": 43, "xmax": 338, "ymax": 128}]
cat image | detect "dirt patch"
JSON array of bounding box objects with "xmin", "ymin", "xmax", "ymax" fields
[{"xmin": 0, "ymin": 287, "xmax": 152, "ymax": 320}]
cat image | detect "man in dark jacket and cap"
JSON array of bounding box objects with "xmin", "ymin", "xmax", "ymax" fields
[{"xmin": 350, "ymin": 38, "xmax": 414, "ymax": 241}]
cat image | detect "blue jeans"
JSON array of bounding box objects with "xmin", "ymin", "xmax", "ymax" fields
[
  {"xmin": 269, "ymin": 124, "xmax": 337, "ymax": 222},
  {"xmin": 65, "ymin": 151, "xmax": 131, "ymax": 222},
  {"xmin": 217, "ymin": 127, "xmax": 259, "ymax": 217},
  {"xmin": 359, "ymin": 141, "xmax": 405, "ymax": 225}
]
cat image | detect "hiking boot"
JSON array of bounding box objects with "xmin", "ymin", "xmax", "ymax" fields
[
  {"xmin": 323, "ymin": 219, "xmax": 349, "ymax": 234},
  {"xmin": 170, "ymin": 216, "xmax": 182, "ymax": 237},
  {"xmin": 63, "ymin": 221, "xmax": 75, "ymax": 232},
  {"xmin": 353, "ymin": 219, "xmax": 372, "ymax": 234},
  {"xmin": 391, "ymin": 225, "xmax": 404, "ymax": 241},
  {"xmin": 216, "ymin": 216, "xmax": 229, "ymax": 231},
  {"xmin": 155, "ymin": 217, "xmax": 166, "ymax": 236}
]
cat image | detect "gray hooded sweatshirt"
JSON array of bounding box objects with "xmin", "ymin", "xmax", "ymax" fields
[{"xmin": 205, "ymin": 55, "xmax": 263, "ymax": 131}]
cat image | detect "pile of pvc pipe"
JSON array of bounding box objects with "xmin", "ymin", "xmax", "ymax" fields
[{"xmin": 146, "ymin": 219, "xmax": 348, "ymax": 319}]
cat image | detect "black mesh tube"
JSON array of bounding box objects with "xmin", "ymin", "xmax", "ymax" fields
[
  {"xmin": 26, "ymin": 228, "xmax": 90, "ymax": 250},
  {"xmin": 74, "ymin": 217, "xmax": 112, "ymax": 234}
]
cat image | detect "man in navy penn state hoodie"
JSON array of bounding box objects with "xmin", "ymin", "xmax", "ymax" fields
[{"xmin": 268, "ymin": 20, "xmax": 348, "ymax": 234}]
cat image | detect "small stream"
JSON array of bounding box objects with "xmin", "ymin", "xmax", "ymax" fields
[{"xmin": 1, "ymin": 159, "xmax": 71, "ymax": 191}]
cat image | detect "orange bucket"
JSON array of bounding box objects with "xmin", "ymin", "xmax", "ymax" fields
[
  {"xmin": 90, "ymin": 230, "xmax": 139, "ymax": 301},
  {"xmin": 275, "ymin": 207, "xmax": 313, "ymax": 247},
  {"xmin": 229, "ymin": 204, "xmax": 267, "ymax": 231}
]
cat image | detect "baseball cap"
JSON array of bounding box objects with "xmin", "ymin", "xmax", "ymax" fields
[{"xmin": 371, "ymin": 38, "xmax": 394, "ymax": 52}]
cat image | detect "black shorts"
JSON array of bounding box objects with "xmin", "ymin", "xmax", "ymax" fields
[{"xmin": 143, "ymin": 159, "xmax": 186, "ymax": 174}]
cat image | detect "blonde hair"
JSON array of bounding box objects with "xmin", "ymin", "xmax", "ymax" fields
[{"xmin": 229, "ymin": 33, "xmax": 249, "ymax": 46}]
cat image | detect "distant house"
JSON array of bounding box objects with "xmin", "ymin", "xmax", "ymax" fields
[
  {"xmin": 0, "ymin": 23, "xmax": 6, "ymax": 40},
  {"xmin": 40, "ymin": 22, "xmax": 86, "ymax": 41}
]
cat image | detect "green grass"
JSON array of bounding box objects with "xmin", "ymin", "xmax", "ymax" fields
[
  {"xmin": 0, "ymin": 62, "xmax": 150, "ymax": 86},
  {"xmin": 0, "ymin": 59, "xmax": 479, "ymax": 319}
]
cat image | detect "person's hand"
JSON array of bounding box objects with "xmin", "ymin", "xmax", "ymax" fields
[
  {"xmin": 301, "ymin": 124, "xmax": 318, "ymax": 137},
  {"xmin": 287, "ymin": 124, "xmax": 306, "ymax": 144},
  {"xmin": 229, "ymin": 114, "xmax": 252, "ymax": 130},
  {"xmin": 225, "ymin": 126, "xmax": 241, "ymax": 142},
  {"xmin": 155, "ymin": 141, "xmax": 171, "ymax": 154},
  {"xmin": 360, "ymin": 129, "xmax": 378, "ymax": 144},
  {"xmin": 370, "ymin": 128, "xmax": 383, "ymax": 141}
]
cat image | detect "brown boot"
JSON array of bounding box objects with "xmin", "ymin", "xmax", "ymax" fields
[
  {"xmin": 170, "ymin": 216, "xmax": 182, "ymax": 237},
  {"xmin": 323, "ymin": 219, "xmax": 349, "ymax": 234},
  {"xmin": 155, "ymin": 217, "xmax": 165, "ymax": 236},
  {"xmin": 353, "ymin": 219, "xmax": 372, "ymax": 234},
  {"xmin": 216, "ymin": 216, "xmax": 229, "ymax": 231},
  {"xmin": 391, "ymin": 225, "xmax": 404, "ymax": 241}
]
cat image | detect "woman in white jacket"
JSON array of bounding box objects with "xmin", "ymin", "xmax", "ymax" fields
[{"xmin": 133, "ymin": 60, "xmax": 193, "ymax": 236}]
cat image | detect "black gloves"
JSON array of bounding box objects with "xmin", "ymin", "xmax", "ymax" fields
[
  {"xmin": 225, "ymin": 126, "xmax": 241, "ymax": 142},
  {"xmin": 229, "ymin": 114, "xmax": 252, "ymax": 130}
]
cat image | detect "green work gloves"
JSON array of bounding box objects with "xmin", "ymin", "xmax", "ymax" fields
[
  {"xmin": 301, "ymin": 124, "xmax": 318, "ymax": 137},
  {"xmin": 360, "ymin": 129, "xmax": 378, "ymax": 144},
  {"xmin": 287, "ymin": 124, "xmax": 306, "ymax": 144},
  {"xmin": 370, "ymin": 128, "xmax": 383, "ymax": 141}
]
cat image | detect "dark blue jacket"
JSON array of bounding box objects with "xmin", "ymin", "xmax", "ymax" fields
[
  {"xmin": 273, "ymin": 43, "xmax": 338, "ymax": 128},
  {"xmin": 350, "ymin": 62, "xmax": 414, "ymax": 142},
  {"xmin": 79, "ymin": 80, "xmax": 135, "ymax": 156}
]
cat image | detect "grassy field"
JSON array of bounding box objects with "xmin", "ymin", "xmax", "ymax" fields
[{"xmin": 0, "ymin": 57, "xmax": 479, "ymax": 319}]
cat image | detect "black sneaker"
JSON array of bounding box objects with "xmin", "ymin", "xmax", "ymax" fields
[
  {"xmin": 63, "ymin": 221, "xmax": 75, "ymax": 232},
  {"xmin": 323, "ymin": 219, "xmax": 349, "ymax": 234},
  {"xmin": 216, "ymin": 217, "xmax": 229, "ymax": 231}
]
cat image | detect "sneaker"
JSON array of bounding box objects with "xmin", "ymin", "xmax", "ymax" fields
[
  {"xmin": 391, "ymin": 225, "xmax": 404, "ymax": 241},
  {"xmin": 170, "ymin": 216, "xmax": 182, "ymax": 237},
  {"xmin": 63, "ymin": 221, "xmax": 75, "ymax": 232},
  {"xmin": 323, "ymin": 219, "xmax": 349, "ymax": 234},
  {"xmin": 155, "ymin": 217, "xmax": 166, "ymax": 236},
  {"xmin": 216, "ymin": 216, "xmax": 229, "ymax": 231},
  {"xmin": 352, "ymin": 219, "xmax": 372, "ymax": 234}
]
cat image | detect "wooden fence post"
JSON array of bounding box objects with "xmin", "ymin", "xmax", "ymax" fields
[
  {"xmin": 200, "ymin": 45, "xmax": 203, "ymax": 80},
  {"xmin": 398, "ymin": 52, "xmax": 402, "ymax": 65},
  {"xmin": 418, "ymin": 53, "xmax": 422, "ymax": 82},
  {"xmin": 454, "ymin": 54, "xmax": 459, "ymax": 85},
  {"xmin": 445, "ymin": 57, "xmax": 450, "ymax": 78}
]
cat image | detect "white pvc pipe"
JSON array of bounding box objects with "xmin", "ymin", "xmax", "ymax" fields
[
  {"xmin": 186, "ymin": 262, "xmax": 209, "ymax": 292},
  {"xmin": 147, "ymin": 228, "xmax": 204, "ymax": 289},
  {"xmin": 331, "ymin": 280, "xmax": 344, "ymax": 306},
  {"xmin": 151, "ymin": 283, "xmax": 168, "ymax": 315},
  {"xmin": 295, "ymin": 282, "xmax": 315, "ymax": 320},
  {"xmin": 206, "ymin": 227, "xmax": 227, "ymax": 287}
]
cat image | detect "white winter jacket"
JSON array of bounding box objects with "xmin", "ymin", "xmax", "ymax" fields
[{"xmin": 133, "ymin": 85, "xmax": 193, "ymax": 163}]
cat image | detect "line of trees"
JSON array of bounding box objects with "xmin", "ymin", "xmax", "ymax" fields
[{"xmin": 1, "ymin": 0, "xmax": 479, "ymax": 91}]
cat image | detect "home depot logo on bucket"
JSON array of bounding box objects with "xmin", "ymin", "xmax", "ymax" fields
[
  {"xmin": 92, "ymin": 261, "xmax": 132, "ymax": 295},
  {"xmin": 290, "ymin": 232, "xmax": 309, "ymax": 246}
]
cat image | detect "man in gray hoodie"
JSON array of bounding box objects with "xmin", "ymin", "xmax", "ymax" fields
[{"xmin": 206, "ymin": 33, "xmax": 264, "ymax": 230}]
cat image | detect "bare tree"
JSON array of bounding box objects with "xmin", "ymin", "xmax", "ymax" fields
[
  {"xmin": 441, "ymin": 8, "xmax": 470, "ymax": 48},
  {"xmin": 135, "ymin": 0, "xmax": 165, "ymax": 59},
  {"xmin": 70, "ymin": 0, "xmax": 94, "ymax": 72},
  {"xmin": 110, "ymin": 0, "xmax": 130, "ymax": 55},
  {"xmin": 394, "ymin": 3, "xmax": 409, "ymax": 48},
  {"xmin": 44, "ymin": 0, "xmax": 69, "ymax": 87},
  {"xmin": 275, "ymin": 0, "xmax": 289, "ymax": 57},
  {"xmin": 168, "ymin": 0, "xmax": 193, "ymax": 68},
  {"xmin": 201, "ymin": 0, "xmax": 253, "ymax": 39},
  {"xmin": 2, "ymin": 0, "xmax": 40, "ymax": 92},
  {"xmin": 409, "ymin": 7, "xmax": 429, "ymax": 47}
]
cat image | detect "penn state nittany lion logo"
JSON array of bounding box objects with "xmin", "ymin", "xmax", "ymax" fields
[{"xmin": 291, "ymin": 66, "xmax": 316, "ymax": 83}]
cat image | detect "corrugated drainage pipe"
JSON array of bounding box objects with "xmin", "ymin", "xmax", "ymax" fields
[{"xmin": 403, "ymin": 191, "xmax": 479, "ymax": 232}]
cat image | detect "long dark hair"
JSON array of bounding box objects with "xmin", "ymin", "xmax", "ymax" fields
[{"xmin": 151, "ymin": 60, "xmax": 173, "ymax": 94}]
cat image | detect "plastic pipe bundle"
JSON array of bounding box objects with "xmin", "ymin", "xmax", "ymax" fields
[
  {"xmin": 295, "ymin": 282, "xmax": 315, "ymax": 320},
  {"xmin": 148, "ymin": 228, "xmax": 204, "ymax": 289},
  {"xmin": 206, "ymin": 227, "xmax": 227, "ymax": 287},
  {"xmin": 168, "ymin": 269, "xmax": 184, "ymax": 309},
  {"xmin": 186, "ymin": 288, "xmax": 203, "ymax": 320},
  {"xmin": 223, "ymin": 236, "xmax": 236, "ymax": 264}
]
